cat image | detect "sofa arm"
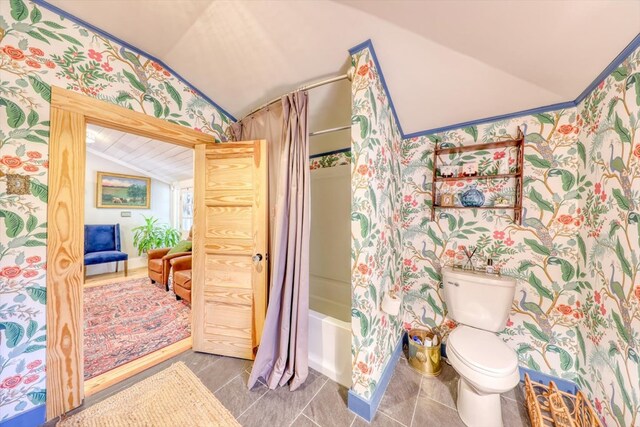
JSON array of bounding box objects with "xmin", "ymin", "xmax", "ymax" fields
[
  {"xmin": 171, "ymin": 255, "xmax": 192, "ymax": 271},
  {"xmin": 148, "ymin": 248, "xmax": 171, "ymax": 259},
  {"xmin": 162, "ymin": 251, "xmax": 192, "ymax": 262}
]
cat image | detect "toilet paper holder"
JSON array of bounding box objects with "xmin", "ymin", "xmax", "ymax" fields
[{"xmin": 381, "ymin": 291, "xmax": 402, "ymax": 316}]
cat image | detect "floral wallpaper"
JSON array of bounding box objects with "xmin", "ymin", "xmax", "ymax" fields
[
  {"xmin": 402, "ymin": 109, "xmax": 586, "ymax": 383},
  {"xmin": 400, "ymin": 45, "xmax": 640, "ymax": 427},
  {"xmin": 0, "ymin": 0, "xmax": 232, "ymax": 421},
  {"xmin": 579, "ymin": 46, "xmax": 640, "ymax": 427},
  {"xmin": 350, "ymin": 48, "xmax": 404, "ymax": 399},
  {"xmin": 310, "ymin": 150, "xmax": 350, "ymax": 170}
]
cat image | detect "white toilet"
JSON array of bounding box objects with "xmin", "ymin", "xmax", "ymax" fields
[{"xmin": 442, "ymin": 267, "xmax": 520, "ymax": 427}]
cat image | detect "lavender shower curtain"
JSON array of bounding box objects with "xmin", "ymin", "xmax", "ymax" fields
[
  {"xmin": 247, "ymin": 91, "xmax": 310, "ymax": 390},
  {"xmin": 229, "ymin": 103, "xmax": 284, "ymax": 245}
]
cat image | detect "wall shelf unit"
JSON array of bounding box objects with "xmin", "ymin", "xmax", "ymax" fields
[{"xmin": 431, "ymin": 127, "xmax": 525, "ymax": 224}]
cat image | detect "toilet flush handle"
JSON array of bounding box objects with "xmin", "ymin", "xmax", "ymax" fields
[{"xmin": 449, "ymin": 281, "xmax": 460, "ymax": 287}]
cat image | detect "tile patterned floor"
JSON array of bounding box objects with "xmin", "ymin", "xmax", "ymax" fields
[{"xmin": 46, "ymin": 351, "xmax": 530, "ymax": 426}]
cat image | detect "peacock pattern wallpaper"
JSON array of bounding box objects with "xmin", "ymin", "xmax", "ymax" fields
[
  {"xmin": 0, "ymin": 0, "xmax": 232, "ymax": 420},
  {"xmin": 351, "ymin": 42, "xmax": 639, "ymax": 426},
  {"xmin": 0, "ymin": 0, "xmax": 638, "ymax": 424},
  {"xmin": 310, "ymin": 150, "xmax": 351, "ymax": 170},
  {"xmin": 350, "ymin": 47, "xmax": 405, "ymax": 399},
  {"xmin": 579, "ymin": 47, "xmax": 640, "ymax": 427},
  {"xmin": 402, "ymin": 110, "xmax": 587, "ymax": 383},
  {"xmin": 400, "ymin": 50, "xmax": 640, "ymax": 426}
]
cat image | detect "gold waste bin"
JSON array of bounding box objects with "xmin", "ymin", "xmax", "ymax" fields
[{"xmin": 407, "ymin": 329, "xmax": 441, "ymax": 377}]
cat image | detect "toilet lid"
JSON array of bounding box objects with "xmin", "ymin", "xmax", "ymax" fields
[{"xmin": 447, "ymin": 326, "xmax": 518, "ymax": 377}]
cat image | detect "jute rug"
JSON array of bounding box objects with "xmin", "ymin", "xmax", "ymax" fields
[
  {"xmin": 84, "ymin": 277, "xmax": 190, "ymax": 379},
  {"xmin": 58, "ymin": 362, "xmax": 240, "ymax": 427}
]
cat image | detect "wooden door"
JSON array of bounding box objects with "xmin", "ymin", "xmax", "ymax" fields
[{"xmin": 192, "ymin": 141, "xmax": 268, "ymax": 360}]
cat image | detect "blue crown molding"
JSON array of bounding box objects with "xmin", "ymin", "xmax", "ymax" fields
[
  {"xmin": 575, "ymin": 32, "xmax": 640, "ymax": 104},
  {"xmin": 349, "ymin": 39, "xmax": 405, "ymax": 137},
  {"xmin": 349, "ymin": 32, "xmax": 640, "ymax": 139},
  {"xmin": 403, "ymin": 101, "xmax": 577, "ymax": 139},
  {"xmin": 309, "ymin": 147, "xmax": 351, "ymax": 159},
  {"xmin": 30, "ymin": 0, "xmax": 237, "ymax": 122}
]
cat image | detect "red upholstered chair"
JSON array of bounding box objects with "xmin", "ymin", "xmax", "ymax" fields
[{"xmin": 170, "ymin": 255, "xmax": 192, "ymax": 302}]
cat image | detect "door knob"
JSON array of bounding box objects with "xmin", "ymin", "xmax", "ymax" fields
[{"xmin": 252, "ymin": 254, "xmax": 263, "ymax": 263}]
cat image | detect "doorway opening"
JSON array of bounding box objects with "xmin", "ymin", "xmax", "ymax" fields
[
  {"xmin": 46, "ymin": 87, "xmax": 212, "ymax": 420},
  {"xmin": 82, "ymin": 124, "xmax": 194, "ymax": 394}
]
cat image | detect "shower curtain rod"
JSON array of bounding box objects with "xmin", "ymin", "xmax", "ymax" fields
[
  {"xmin": 243, "ymin": 72, "xmax": 352, "ymax": 118},
  {"xmin": 309, "ymin": 125, "xmax": 350, "ymax": 137}
]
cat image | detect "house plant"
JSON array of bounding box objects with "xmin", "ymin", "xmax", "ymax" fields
[{"xmin": 132, "ymin": 215, "xmax": 181, "ymax": 256}]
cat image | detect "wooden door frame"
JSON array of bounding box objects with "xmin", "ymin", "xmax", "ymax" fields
[{"xmin": 46, "ymin": 87, "xmax": 214, "ymax": 420}]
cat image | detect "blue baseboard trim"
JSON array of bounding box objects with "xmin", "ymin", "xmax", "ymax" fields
[
  {"xmin": 439, "ymin": 337, "xmax": 578, "ymax": 395},
  {"xmin": 349, "ymin": 32, "xmax": 640, "ymax": 139},
  {"xmin": 30, "ymin": 0, "xmax": 237, "ymax": 122},
  {"xmin": 348, "ymin": 332, "xmax": 405, "ymax": 422},
  {"xmin": 0, "ymin": 405, "xmax": 46, "ymax": 427},
  {"xmin": 518, "ymin": 367, "xmax": 578, "ymax": 395}
]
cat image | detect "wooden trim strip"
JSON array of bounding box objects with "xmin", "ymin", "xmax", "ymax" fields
[
  {"xmin": 46, "ymin": 107, "xmax": 86, "ymax": 420},
  {"xmin": 191, "ymin": 144, "xmax": 207, "ymax": 352},
  {"xmin": 434, "ymin": 138, "xmax": 521, "ymax": 155},
  {"xmin": 46, "ymin": 86, "xmax": 212, "ymax": 421},
  {"xmin": 51, "ymin": 86, "xmax": 215, "ymax": 147},
  {"xmin": 84, "ymin": 337, "xmax": 192, "ymax": 396}
]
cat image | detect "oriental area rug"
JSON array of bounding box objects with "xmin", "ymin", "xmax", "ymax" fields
[{"xmin": 84, "ymin": 277, "xmax": 190, "ymax": 380}]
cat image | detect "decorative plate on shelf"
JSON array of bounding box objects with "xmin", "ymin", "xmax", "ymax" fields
[{"xmin": 460, "ymin": 185, "xmax": 485, "ymax": 207}]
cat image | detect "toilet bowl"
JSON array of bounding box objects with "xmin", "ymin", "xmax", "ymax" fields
[
  {"xmin": 447, "ymin": 326, "xmax": 520, "ymax": 427},
  {"xmin": 441, "ymin": 268, "xmax": 519, "ymax": 427}
]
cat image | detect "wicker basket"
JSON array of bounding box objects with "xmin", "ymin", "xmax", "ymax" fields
[{"xmin": 524, "ymin": 373, "xmax": 602, "ymax": 427}]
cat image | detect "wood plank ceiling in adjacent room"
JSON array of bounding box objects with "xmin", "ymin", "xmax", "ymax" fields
[{"xmin": 86, "ymin": 124, "xmax": 194, "ymax": 183}]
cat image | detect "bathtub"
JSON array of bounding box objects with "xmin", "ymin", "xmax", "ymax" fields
[
  {"xmin": 308, "ymin": 307, "xmax": 352, "ymax": 387},
  {"xmin": 308, "ymin": 164, "xmax": 352, "ymax": 387}
]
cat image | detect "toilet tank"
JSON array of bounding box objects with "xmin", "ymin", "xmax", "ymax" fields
[{"xmin": 442, "ymin": 268, "xmax": 516, "ymax": 332}]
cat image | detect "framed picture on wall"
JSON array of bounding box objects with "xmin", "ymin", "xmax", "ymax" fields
[{"xmin": 96, "ymin": 172, "xmax": 151, "ymax": 209}]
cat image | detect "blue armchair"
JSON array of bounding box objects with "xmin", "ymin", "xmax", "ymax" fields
[{"xmin": 84, "ymin": 224, "xmax": 128, "ymax": 279}]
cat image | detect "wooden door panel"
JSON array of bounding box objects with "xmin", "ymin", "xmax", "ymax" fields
[
  {"xmin": 207, "ymin": 156, "xmax": 253, "ymax": 189},
  {"xmin": 205, "ymin": 287, "xmax": 253, "ymax": 305},
  {"xmin": 205, "ymin": 303, "xmax": 252, "ymax": 334},
  {"xmin": 201, "ymin": 335, "xmax": 253, "ymax": 359},
  {"xmin": 205, "ymin": 256, "xmax": 252, "ymax": 289},
  {"xmin": 207, "ymin": 206, "xmax": 252, "ymax": 239},
  {"xmin": 206, "ymin": 190, "xmax": 254, "ymax": 206},
  {"xmin": 206, "ymin": 240, "xmax": 253, "ymax": 254},
  {"xmin": 193, "ymin": 140, "xmax": 268, "ymax": 359}
]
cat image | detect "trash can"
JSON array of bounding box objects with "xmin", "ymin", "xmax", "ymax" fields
[{"xmin": 407, "ymin": 328, "xmax": 441, "ymax": 377}]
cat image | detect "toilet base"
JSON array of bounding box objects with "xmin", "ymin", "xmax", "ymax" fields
[{"xmin": 456, "ymin": 378, "xmax": 503, "ymax": 427}]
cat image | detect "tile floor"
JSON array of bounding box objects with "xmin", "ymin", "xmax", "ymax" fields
[{"xmin": 46, "ymin": 350, "xmax": 530, "ymax": 426}]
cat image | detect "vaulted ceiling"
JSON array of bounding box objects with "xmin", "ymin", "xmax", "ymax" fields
[{"xmin": 50, "ymin": 0, "xmax": 639, "ymax": 136}]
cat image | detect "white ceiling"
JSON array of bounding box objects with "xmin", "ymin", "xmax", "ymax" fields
[
  {"xmin": 87, "ymin": 124, "xmax": 193, "ymax": 183},
  {"xmin": 51, "ymin": 0, "xmax": 639, "ymax": 135}
]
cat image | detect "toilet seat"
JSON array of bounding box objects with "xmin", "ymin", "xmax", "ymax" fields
[{"xmin": 447, "ymin": 326, "xmax": 518, "ymax": 377}]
